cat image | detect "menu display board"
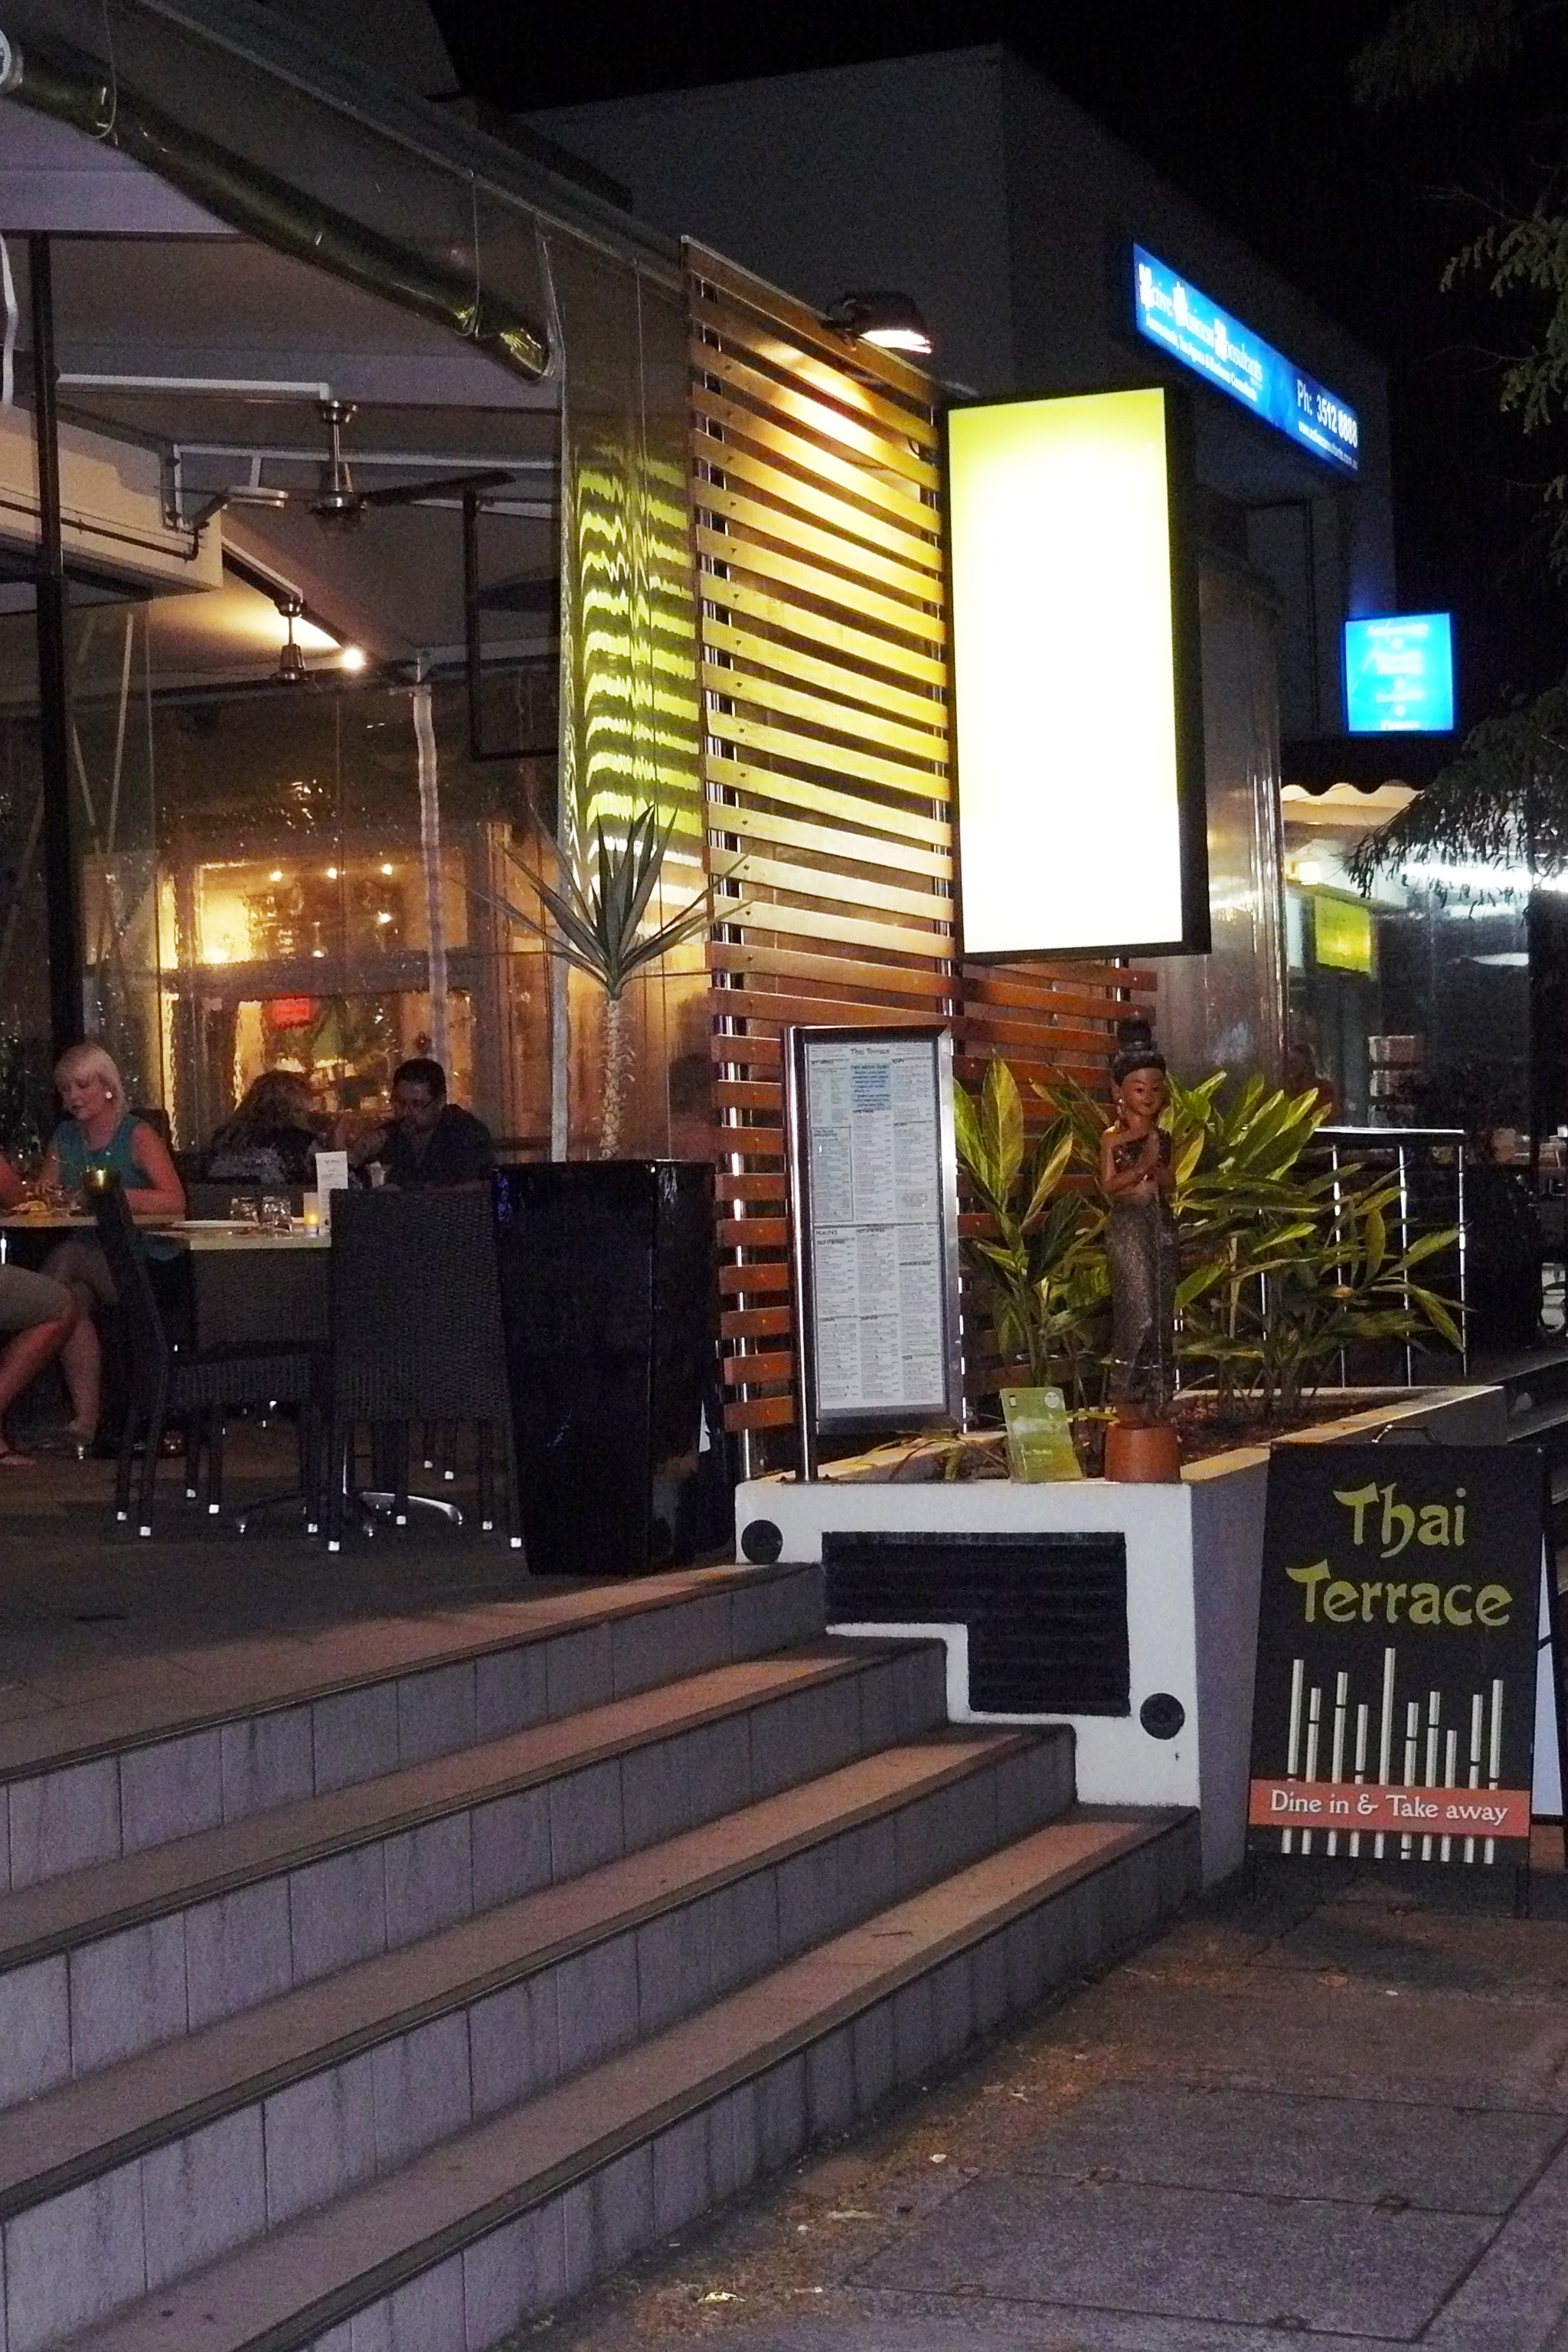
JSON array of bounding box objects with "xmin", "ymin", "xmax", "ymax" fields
[
  {"xmin": 1247, "ymin": 1445, "xmax": 1560, "ymax": 1871},
  {"xmin": 786, "ymin": 1027, "xmax": 962, "ymax": 1462}
]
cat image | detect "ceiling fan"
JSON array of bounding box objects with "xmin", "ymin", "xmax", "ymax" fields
[{"xmin": 225, "ymin": 399, "xmax": 514, "ymax": 529}]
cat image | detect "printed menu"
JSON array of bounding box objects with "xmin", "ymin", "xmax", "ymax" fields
[{"xmin": 804, "ymin": 1034, "xmax": 949, "ymax": 1415}]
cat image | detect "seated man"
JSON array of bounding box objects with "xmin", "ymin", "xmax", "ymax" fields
[
  {"xmin": 0, "ymin": 1155, "xmax": 77, "ymax": 1466},
  {"xmin": 374, "ymin": 1058, "xmax": 493, "ymax": 1189}
]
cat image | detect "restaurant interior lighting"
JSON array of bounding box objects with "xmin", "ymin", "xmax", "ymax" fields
[
  {"xmin": 823, "ymin": 290, "xmax": 933, "ymax": 356},
  {"xmin": 276, "ymin": 595, "xmax": 307, "ymax": 686},
  {"xmin": 340, "ymin": 646, "xmax": 367, "ymax": 672},
  {"xmin": 946, "ymin": 385, "xmax": 1207, "ymax": 957}
]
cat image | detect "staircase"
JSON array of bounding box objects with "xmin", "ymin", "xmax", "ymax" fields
[{"xmin": 0, "ymin": 1563, "xmax": 1197, "ymax": 2352}]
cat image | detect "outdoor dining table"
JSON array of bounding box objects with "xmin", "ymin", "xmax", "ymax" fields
[{"xmin": 0, "ymin": 1216, "xmax": 330, "ymax": 1349}]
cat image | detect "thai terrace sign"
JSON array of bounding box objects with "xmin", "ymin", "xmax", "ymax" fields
[{"xmin": 1248, "ymin": 1445, "xmax": 1553, "ymax": 1868}]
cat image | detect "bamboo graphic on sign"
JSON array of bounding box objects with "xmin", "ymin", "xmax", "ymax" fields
[{"xmin": 1272, "ymin": 1646, "xmax": 1510, "ymax": 1865}]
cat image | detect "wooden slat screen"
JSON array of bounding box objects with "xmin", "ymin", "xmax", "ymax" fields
[{"xmin": 686, "ymin": 246, "xmax": 1152, "ymax": 1448}]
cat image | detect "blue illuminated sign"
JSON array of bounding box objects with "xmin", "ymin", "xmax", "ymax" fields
[
  {"xmin": 1344, "ymin": 612, "xmax": 1455, "ymax": 734},
  {"xmin": 1132, "ymin": 247, "xmax": 1360, "ymax": 475}
]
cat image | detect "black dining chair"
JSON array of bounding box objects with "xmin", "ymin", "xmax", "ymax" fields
[
  {"xmin": 91, "ymin": 1184, "xmax": 319, "ymax": 1535},
  {"xmin": 322, "ymin": 1186, "xmax": 522, "ymax": 1557}
]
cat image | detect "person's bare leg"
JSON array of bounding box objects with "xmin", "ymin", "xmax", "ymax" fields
[
  {"xmin": 0, "ymin": 1309, "xmax": 76, "ymax": 1462},
  {"xmin": 57, "ymin": 1298, "xmax": 102, "ymax": 1445}
]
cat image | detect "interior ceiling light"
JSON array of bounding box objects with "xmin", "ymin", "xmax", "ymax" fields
[
  {"xmin": 340, "ymin": 646, "xmax": 367, "ymax": 672},
  {"xmin": 276, "ymin": 596, "xmax": 307, "ymax": 687},
  {"xmin": 823, "ymin": 290, "xmax": 933, "ymax": 356}
]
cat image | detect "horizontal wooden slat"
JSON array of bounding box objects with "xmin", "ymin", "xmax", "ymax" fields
[
  {"xmin": 701, "ymin": 620, "xmax": 947, "ymax": 733},
  {"xmin": 701, "ymin": 663, "xmax": 947, "ymax": 773},
  {"xmin": 712, "ymin": 1029, "xmax": 782, "ymax": 1067},
  {"xmin": 724, "ymin": 1391, "xmax": 797, "ymax": 1432},
  {"xmin": 708, "ymin": 939, "xmax": 956, "ymax": 1001},
  {"xmin": 706, "ymin": 753, "xmax": 949, "ymax": 844},
  {"xmin": 693, "ymin": 396, "xmax": 936, "ymax": 550},
  {"xmin": 720, "ymin": 1305, "xmax": 792, "ymax": 1340},
  {"xmin": 718, "ymin": 1217, "xmax": 790, "ymax": 1247},
  {"xmin": 695, "ymin": 569, "xmax": 949, "ymax": 689},
  {"xmin": 716, "ymin": 1174, "xmax": 791, "ymax": 1205},
  {"xmin": 723, "ymin": 1348, "xmax": 795, "ymax": 1385},
  {"xmin": 709, "ymin": 799, "xmax": 952, "ymax": 880},
  {"xmin": 714, "ymin": 1080, "xmax": 782, "ymax": 1113},
  {"xmin": 691, "ymin": 288, "xmax": 943, "ymax": 449},
  {"xmin": 715, "ymin": 894, "xmax": 952, "ymax": 962},
  {"xmin": 718, "ymin": 1259, "xmax": 791, "ymax": 1297},
  {"xmin": 694, "ymin": 481, "xmax": 942, "ymax": 606},
  {"xmin": 714, "ymin": 991, "xmax": 944, "ymax": 1037},
  {"xmin": 693, "ymin": 440, "xmax": 943, "ymax": 575},
  {"xmin": 967, "ymin": 958, "xmax": 1158, "ymax": 993},
  {"xmin": 716, "ymin": 851, "xmax": 952, "ymax": 926},
  {"xmin": 689, "ymin": 243, "xmax": 941, "ymax": 407},
  {"xmin": 705, "ymin": 710, "xmax": 946, "ymax": 801},
  {"xmin": 690, "ymin": 343, "xmax": 940, "ymax": 492},
  {"xmin": 695, "ymin": 526, "xmax": 945, "ymax": 655}
]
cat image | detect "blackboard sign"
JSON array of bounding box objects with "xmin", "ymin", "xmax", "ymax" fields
[{"xmin": 1249, "ymin": 1445, "xmax": 1555, "ymax": 1868}]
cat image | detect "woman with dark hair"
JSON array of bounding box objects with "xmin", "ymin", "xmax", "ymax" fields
[
  {"xmin": 1099, "ymin": 1018, "xmax": 1178, "ymax": 1418},
  {"xmin": 204, "ymin": 1070, "xmax": 322, "ymax": 1187}
]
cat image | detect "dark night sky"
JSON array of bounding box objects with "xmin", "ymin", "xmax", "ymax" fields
[{"xmin": 431, "ymin": 0, "xmax": 1568, "ymax": 724}]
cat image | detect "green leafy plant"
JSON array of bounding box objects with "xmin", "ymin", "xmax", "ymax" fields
[
  {"xmin": 951, "ymin": 1056, "xmax": 1107, "ymax": 1402},
  {"xmin": 479, "ymin": 806, "xmax": 716, "ymax": 1157},
  {"xmin": 1158, "ymin": 1070, "xmax": 1462, "ymax": 1415},
  {"xmin": 955, "ymin": 1054, "xmax": 1464, "ymax": 1425}
]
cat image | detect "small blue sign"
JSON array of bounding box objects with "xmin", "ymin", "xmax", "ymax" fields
[
  {"xmin": 1344, "ymin": 612, "xmax": 1455, "ymax": 734},
  {"xmin": 1132, "ymin": 247, "xmax": 1360, "ymax": 476}
]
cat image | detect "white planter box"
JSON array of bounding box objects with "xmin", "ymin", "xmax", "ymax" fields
[{"xmin": 735, "ymin": 1386, "xmax": 1508, "ymax": 1885}]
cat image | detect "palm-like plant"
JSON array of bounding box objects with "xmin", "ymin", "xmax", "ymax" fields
[
  {"xmin": 482, "ymin": 806, "xmax": 714, "ymax": 1157},
  {"xmin": 956, "ymin": 1054, "xmax": 1463, "ymax": 1423},
  {"xmin": 952, "ymin": 1057, "xmax": 1107, "ymax": 1400}
]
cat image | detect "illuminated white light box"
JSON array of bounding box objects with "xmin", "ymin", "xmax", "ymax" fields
[{"xmin": 946, "ymin": 387, "xmax": 1207, "ymax": 959}]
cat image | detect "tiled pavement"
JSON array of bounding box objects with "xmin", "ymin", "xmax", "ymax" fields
[
  {"xmin": 531, "ymin": 1860, "xmax": 1568, "ymax": 2352},
  {"xmin": 0, "ymin": 1426, "xmax": 552, "ymax": 1753}
]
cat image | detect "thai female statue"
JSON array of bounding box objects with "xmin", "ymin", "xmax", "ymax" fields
[{"xmin": 1099, "ymin": 1018, "xmax": 1177, "ymax": 1423}]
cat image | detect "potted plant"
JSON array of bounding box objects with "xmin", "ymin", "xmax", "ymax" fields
[
  {"xmin": 485, "ymin": 802, "xmax": 716, "ymax": 1158},
  {"xmin": 475, "ymin": 805, "xmax": 731, "ymax": 1576},
  {"xmin": 955, "ymin": 1054, "xmax": 1462, "ymax": 1454}
]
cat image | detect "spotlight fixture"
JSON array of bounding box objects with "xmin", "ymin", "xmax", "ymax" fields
[
  {"xmin": 276, "ymin": 595, "xmax": 307, "ymax": 686},
  {"xmin": 823, "ymin": 290, "xmax": 933, "ymax": 357},
  {"xmin": 340, "ymin": 645, "xmax": 367, "ymax": 673}
]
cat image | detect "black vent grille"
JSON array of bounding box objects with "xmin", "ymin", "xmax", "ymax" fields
[{"xmin": 823, "ymin": 1530, "xmax": 1130, "ymax": 1716}]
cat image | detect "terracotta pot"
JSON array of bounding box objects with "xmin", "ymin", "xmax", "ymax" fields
[{"xmin": 1104, "ymin": 1416, "xmax": 1183, "ymax": 1484}]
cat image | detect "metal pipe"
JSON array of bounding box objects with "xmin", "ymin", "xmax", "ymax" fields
[
  {"xmin": 5, "ymin": 34, "xmax": 549, "ymax": 382},
  {"xmin": 28, "ymin": 234, "xmax": 84, "ymax": 1057}
]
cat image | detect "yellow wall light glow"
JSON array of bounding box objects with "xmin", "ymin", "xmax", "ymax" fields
[{"xmin": 946, "ymin": 387, "xmax": 1206, "ymax": 958}]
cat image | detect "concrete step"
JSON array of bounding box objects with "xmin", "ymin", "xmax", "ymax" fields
[
  {"xmin": 42, "ymin": 1806, "xmax": 1198, "ymax": 2352},
  {"xmin": 0, "ymin": 1638, "xmax": 945, "ymax": 2105},
  {"xmin": 0, "ymin": 1563, "xmax": 824, "ymax": 1893},
  {"xmin": 1, "ymin": 1731, "xmax": 1075, "ymax": 2346}
]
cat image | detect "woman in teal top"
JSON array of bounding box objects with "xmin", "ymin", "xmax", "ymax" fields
[{"xmin": 40, "ymin": 1042, "xmax": 185, "ymax": 1452}]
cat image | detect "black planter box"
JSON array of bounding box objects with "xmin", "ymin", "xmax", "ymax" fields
[{"xmin": 492, "ymin": 1161, "xmax": 724, "ymax": 1578}]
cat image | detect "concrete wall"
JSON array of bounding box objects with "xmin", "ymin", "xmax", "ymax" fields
[{"xmin": 531, "ymin": 51, "xmax": 1017, "ymax": 399}]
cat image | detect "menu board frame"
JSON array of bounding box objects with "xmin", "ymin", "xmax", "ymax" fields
[{"xmin": 784, "ymin": 1024, "xmax": 964, "ymax": 1473}]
